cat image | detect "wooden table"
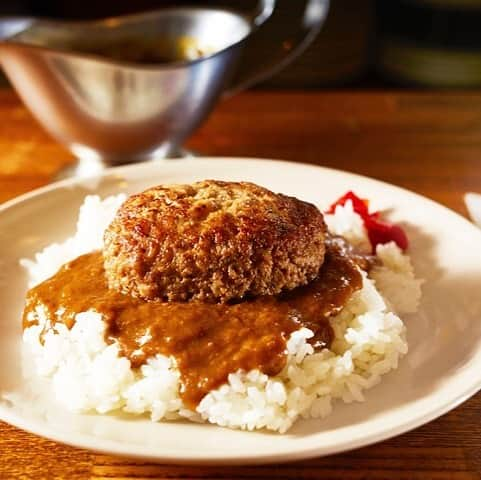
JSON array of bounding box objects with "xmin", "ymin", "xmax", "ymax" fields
[{"xmin": 0, "ymin": 89, "xmax": 480, "ymax": 479}]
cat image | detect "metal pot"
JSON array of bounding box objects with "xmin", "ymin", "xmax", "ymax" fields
[{"xmin": 0, "ymin": 1, "xmax": 329, "ymax": 176}]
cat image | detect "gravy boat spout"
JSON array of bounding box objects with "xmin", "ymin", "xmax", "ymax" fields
[{"xmin": 0, "ymin": 1, "xmax": 329, "ymax": 176}]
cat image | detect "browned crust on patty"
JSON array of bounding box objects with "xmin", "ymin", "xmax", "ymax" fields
[{"xmin": 103, "ymin": 180, "xmax": 326, "ymax": 302}]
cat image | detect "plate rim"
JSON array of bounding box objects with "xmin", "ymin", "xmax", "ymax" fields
[{"xmin": 1, "ymin": 156, "xmax": 480, "ymax": 465}]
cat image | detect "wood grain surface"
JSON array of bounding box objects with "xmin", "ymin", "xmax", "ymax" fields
[{"xmin": 0, "ymin": 89, "xmax": 479, "ymax": 479}]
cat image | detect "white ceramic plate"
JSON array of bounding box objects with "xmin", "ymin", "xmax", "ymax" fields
[{"xmin": 1, "ymin": 157, "xmax": 480, "ymax": 464}]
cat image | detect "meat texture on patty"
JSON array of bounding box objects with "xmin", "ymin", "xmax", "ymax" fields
[{"xmin": 103, "ymin": 180, "xmax": 326, "ymax": 302}]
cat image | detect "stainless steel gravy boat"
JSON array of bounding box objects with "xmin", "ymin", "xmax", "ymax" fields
[{"xmin": 0, "ymin": 1, "xmax": 329, "ymax": 176}]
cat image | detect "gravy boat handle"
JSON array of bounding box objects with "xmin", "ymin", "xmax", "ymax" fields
[
  {"xmin": 0, "ymin": 17, "xmax": 34, "ymax": 41},
  {"xmin": 224, "ymin": 0, "xmax": 330, "ymax": 96}
]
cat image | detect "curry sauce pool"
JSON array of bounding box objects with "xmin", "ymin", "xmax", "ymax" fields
[{"xmin": 23, "ymin": 243, "xmax": 362, "ymax": 408}]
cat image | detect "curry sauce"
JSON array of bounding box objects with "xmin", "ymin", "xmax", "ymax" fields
[{"xmin": 22, "ymin": 242, "xmax": 363, "ymax": 409}]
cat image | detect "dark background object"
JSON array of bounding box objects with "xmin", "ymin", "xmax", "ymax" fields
[
  {"xmin": 377, "ymin": 0, "xmax": 481, "ymax": 87},
  {"xmin": 2, "ymin": 0, "xmax": 481, "ymax": 88}
]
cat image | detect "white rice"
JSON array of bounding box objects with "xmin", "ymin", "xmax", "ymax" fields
[{"xmin": 21, "ymin": 195, "xmax": 422, "ymax": 433}]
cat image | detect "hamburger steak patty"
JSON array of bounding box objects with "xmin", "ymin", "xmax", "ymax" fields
[{"xmin": 103, "ymin": 180, "xmax": 327, "ymax": 302}]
